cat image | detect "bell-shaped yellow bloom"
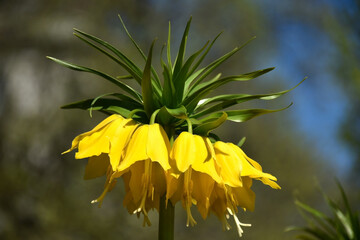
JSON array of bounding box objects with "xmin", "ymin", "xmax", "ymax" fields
[
  {"xmin": 213, "ymin": 141, "xmax": 280, "ymax": 189},
  {"xmin": 206, "ymin": 141, "xmax": 280, "ymax": 236},
  {"xmin": 63, "ymin": 114, "xmax": 139, "ymax": 171},
  {"xmin": 62, "ymin": 114, "xmax": 140, "ymax": 207},
  {"xmin": 167, "ymin": 132, "xmax": 222, "ymax": 227},
  {"xmin": 62, "ymin": 115, "xmax": 172, "ymax": 221},
  {"xmin": 116, "ymin": 124, "xmax": 171, "ymax": 225}
]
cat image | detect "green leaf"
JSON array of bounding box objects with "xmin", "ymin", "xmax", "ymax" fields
[
  {"xmin": 165, "ymin": 105, "xmax": 188, "ymax": 119},
  {"xmin": 186, "ymin": 32, "xmax": 223, "ymax": 79},
  {"xmin": 167, "ymin": 21, "xmax": 173, "ymax": 70},
  {"xmin": 47, "ymin": 56, "xmax": 142, "ymax": 102},
  {"xmin": 61, "ymin": 98, "xmax": 143, "ymax": 118},
  {"xmin": 237, "ymin": 137, "xmax": 246, "ymax": 147},
  {"xmin": 173, "ymin": 17, "xmax": 192, "ymax": 78},
  {"xmin": 142, "ymin": 40, "xmax": 156, "ymax": 117},
  {"xmin": 173, "ymin": 40, "xmax": 209, "ymax": 105},
  {"xmin": 193, "ymin": 78, "xmax": 306, "ymax": 117},
  {"xmin": 118, "ymin": 15, "xmax": 162, "ymax": 90},
  {"xmin": 200, "ymin": 103, "xmax": 292, "ymax": 123},
  {"xmin": 193, "ymin": 112, "xmax": 227, "ymax": 136},
  {"xmin": 208, "ymin": 132, "xmax": 220, "ymax": 142},
  {"xmin": 161, "ymin": 46, "xmax": 175, "ymax": 106},
  {"xmin": 184, "ymin": 67, "xmax": 275, "ymax": 113},
  {"xmin": 187, "ymin": 36, "xmax": 256, "ymax": 93},
  {"xmin": 88, "ymin": 92, "xmax": 143, "ymax": 117},
  {"xmin": 116, "ymin": 75, "xmax": 134, "ymax": 79},
  {"xmin": 73, "ymin": 29, "xmax": 143, "ymax": 84}
]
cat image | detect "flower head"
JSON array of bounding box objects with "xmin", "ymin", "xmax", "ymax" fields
[
  {"xmin": 52, "ymin": 16, "xmax": 302, "ymax": 238},
  {"xmin": 167, "ymin": 131, "xmax": 280, "ymax": 234},
  {"xmin": 167, "ymin": 132, "xmax": 221, "ymax": 226},
  {"xmin": 63, "ymin": 114, "xmax": 171, "ymax": 225}
]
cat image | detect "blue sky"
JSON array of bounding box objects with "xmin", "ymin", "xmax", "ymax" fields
[{"xmin": 257, "ymin": 1, "xmax": 356, "ymax": 174}]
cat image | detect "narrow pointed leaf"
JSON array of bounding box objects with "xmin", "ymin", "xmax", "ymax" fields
[
  {"xmin": 117, "ymin": 75, "xmax": 134, "ymax": 79},
  {"xmin": 47, "ymin": 56, "xmax": 142, "ymax": 101},
  {"xmin": 165, "ymin": 105, "xmax": 188, "ymax": 119},
  {"xmin": 184, "ymin": 68, "xmax": 275, "ymax": 113},
  {"xmin": 187, "ymin": 32, "xmax": 223, "ymax": 78},
  {"xmin": 167, "ymin": 21, "xmax": 173, "ymax": 69},
  {"xmin": 193, "ymin": 112, "xmax": 227, "ymax": 136},
  {"xmin": 173, "ymin": 40, "xmax": 209, "ymax": 104},
  {"xmin": 89, "ymin": 92, "xmax": 143, "ymax": 117},
  {"xmin": 61, "ymin": 98, "xmax": 143, "ymax": 118},
  {"xmin": 73, "ymin": 29, "xmax": 143, "ymax": 83},
  {"xmin": 237, "ymin": 137, "xmax": 246, "ymax": 147},
  {"xmin": 193, "ymin": 78, "xmax": 306, "ymax": 117},
  {"xmin": 142, "ymin": 40, "xmax": 156, "ymax": 117},
  {"xmin": 188, "ymin": 36, "xmax": 256, "ymax": 92},
  {"xmin": 199, "ymin": 104, "xmax": 292, "ymax": 123},
  {"xmin": 118, "ymin": 15, "xmax": 161, "ymax": 89},
  {"xmin": 173, "ymin": 17, "xmax": 192, "ymax": 77}
]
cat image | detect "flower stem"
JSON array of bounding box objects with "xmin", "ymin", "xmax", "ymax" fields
[{"xmin": 158, "ymin": 195, "xmax": 175, "ymax": 240}]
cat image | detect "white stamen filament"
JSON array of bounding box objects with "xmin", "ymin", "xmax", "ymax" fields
[{"xmin": 227, "ymin": 208, "xmax": 251, "ymax": 238}]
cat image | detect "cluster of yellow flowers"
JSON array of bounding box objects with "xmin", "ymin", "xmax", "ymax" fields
[{"xmin": 63, "ymin": 114, "xmax": 280, "ymax": 236}]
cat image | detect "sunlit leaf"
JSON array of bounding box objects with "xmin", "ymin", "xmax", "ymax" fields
[{"xmin": 47, "ymin": 56, "xmax": 142, "ymax": 101}]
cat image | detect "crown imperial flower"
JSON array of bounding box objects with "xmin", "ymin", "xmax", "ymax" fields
[{"xmin": 52, "ymin": 16, "xmax": 303, "ymax": 239}]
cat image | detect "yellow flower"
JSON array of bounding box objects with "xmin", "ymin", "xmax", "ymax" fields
[
  {"xmin": 63, "ymin": 115, "xmax": 172, "ymax": 225},
  {"xmin": 63, "ymin": 114, "xmax": 139, "ymax": 171},
  {"xmin": 63, "ymin": 114, "xmax": 280, "ymax": 235},
  {"xmin": 117, "ymin": 124, "xmax": 171, "ymax": 225},
  {"xmin": 166, "ymin": 132, "xmax": 222, "ymax": 227},
  {"xmin": 166, "ymin": 132, "xmax": 280, "ymax": 237},
  {"xmin": 209, "ymin": 141, "xmax": 280, "ymax": 236}
]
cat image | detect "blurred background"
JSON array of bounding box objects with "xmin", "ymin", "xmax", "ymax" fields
[{"xmin": 0, "ymin": 0, "xmax": 359, "ymax": 239}]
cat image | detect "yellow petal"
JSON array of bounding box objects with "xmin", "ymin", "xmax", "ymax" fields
[
  {"xmin": 84, "ymin": 153, "xmax": 110, "ymax": 180},
  {"xmin": 191, "ymin": 171, "xmax": 215, "ymax": 219},
  {"xmin": 170, "ymin": 132, "xmax": 196, "ymax": 172},
  {"xmin": 151, "ymin": 162, "xmax": 167, "ymax": 196},
  {"xmin": 128, "ymin": 161, "xmax": 146, "ymax": 204},
  {"xmin": 214, "ymin": 141, "xmax": 243, "ymax": 187},
  {"xmin": 117, "ymin": 125, "xmax": 149, "ymax": 172},
  {"xmin": 232, "ymin": 177, "xmax": 256, "ymax": 211},
  {"xmin": 227, "ymin": 143, "xmax": 277, "ymax": 180},
  {"xmin": 259, "ymin": 177, "xmax": 281, "ymax": 189},
  {"xmin": 146, "ymin": 124, "xmax": 171, "ymax": 171},
  {"xmin": 63, "ymin": 114, "xmax": 122, "ymax": 154},
  {"xmin": 166, "ymin": 172, "xmax": 183, "ymax": 205},
  {"xmin": 75, "ymin": 118, "xmax": 125, "ymax": 159},
  {"xmin": 108, "ymin": 119, "xmax": 139, "ymax": 170}
]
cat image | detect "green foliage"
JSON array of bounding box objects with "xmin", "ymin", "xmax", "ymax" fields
[
  {"xmin": 287, "ymin": 182, "xmax": 360, "ymax": 240},
  {"xmin": 48, "ymin": 16, "xmax": 302, "ymax": 136}
]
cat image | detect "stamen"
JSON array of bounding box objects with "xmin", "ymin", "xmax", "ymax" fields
[
  {"xmin": 227, "ymin": 208, "xmax": 251, "ymax": 238},
  {"xmin": 91, "ymin": 180, "xmax": 112, "ymax": 207}
]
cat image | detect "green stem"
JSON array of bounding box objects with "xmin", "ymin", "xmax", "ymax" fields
[
  {"xmin": 158, "ymin": 125, "xmax": 175, "ymax": 240},
  {"xmin": 158, "ymin": 195, "xmax": 175, "ymax": 240}
]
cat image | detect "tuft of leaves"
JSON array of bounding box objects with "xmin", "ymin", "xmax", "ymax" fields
[
  {"xmin": 286, "ymin": 182, "xmax": 360, "ymax": 240},
  {"xmin": 48, "ymin": 15, "xmax": 303, "ymax": 135}
]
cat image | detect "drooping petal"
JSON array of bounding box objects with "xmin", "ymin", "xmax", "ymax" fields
[
  {"xmin": 63, "ymin": 114, "xmax": 122, "ymax": 154},
  {"xmin": 191, "ymin": 171, "xmax": 215, "ymax": 219},
  {"xmin": 108, "ymin": 119, "xmax": 139, "ymax": 170},
  {"xmin": 213, "ymin": 141, "xmax": 243, "ymax": 187},
  {"xmin": 84, "ymin": 153, "xmax": 110, "ymax": 180},
  {"xmin": 227, "ymin": 143, "xmax": 280, "ymax": 189},
  {"xmin": 146, "ymin": 124, "xmax": 171, "ymax": 171},
  {"xmin": 75, "ymin": 120, "xmax": 117, "ymax": 158},
  {"xmin": 170, "ymin": 132, "xmax": 196, "ymax": 172},
  {"xmin": 231, "ymin": 177, "xmax": 256, "ymax": 211},
  {"xmin": 117, "ymin": 125, "xmax": 149, "ymax": 172},
  {"xmin": 192, "ymin": 137, "xmax": 222, "ymax": 183},
  {"xmin": 166, "ymin": 172, "xmax": 183, "ymax": 205},
  {"xmin": 118, "ymin": 124, "xmax": 171, "ymax": 172}
]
